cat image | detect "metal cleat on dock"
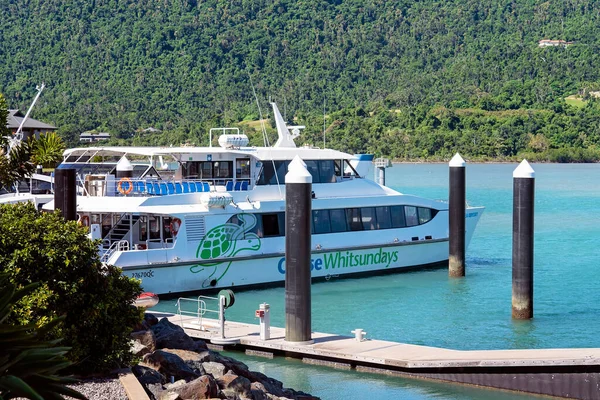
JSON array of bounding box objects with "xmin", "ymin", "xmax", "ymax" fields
[{"xmin": 351, "ymin": 329, "xmax": 367, "ymax": 342}]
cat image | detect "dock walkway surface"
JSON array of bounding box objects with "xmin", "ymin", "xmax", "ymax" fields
[{"xmin": 155, "ymin": 312, "xmax": 600, "ymax": 399}]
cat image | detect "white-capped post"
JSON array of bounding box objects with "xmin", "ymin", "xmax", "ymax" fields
[
  {"xmin": 449, "ymin": 153, "xmax": 466, "ymax": 277},
  {"xmin": 284, "ymin": 156, "xmax": 313, "ymax": 343},
  {"xmin": 512, "ymin": 160, "xmax": 535, "ymax": 319}
]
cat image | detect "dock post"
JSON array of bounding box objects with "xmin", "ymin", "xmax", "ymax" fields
[
  {"xmin": 284, "ymin": 155, "xmax": 313, "ymax": 343},
  {"xmin": 449, "ymin": 153, "xmax": 466, "ymax": 277},
  {"xmin": 374, "ymin": 158, "xmax": 389, "ymax": 186},
  {"xmin": 512, "ymin": 160, "xmax": 535, "ymax": 320},
  {"xmin": 54, "ymin": 168, "xmax": 77, "ymax": 221}
]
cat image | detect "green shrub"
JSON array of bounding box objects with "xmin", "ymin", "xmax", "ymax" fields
[
  {"xmin": 0, "ymin": 203, "xmax": 143, "ymax": 374},
  {"xmin": 0, "ymin": 274, "xmax": 86, "ymax": 400}
]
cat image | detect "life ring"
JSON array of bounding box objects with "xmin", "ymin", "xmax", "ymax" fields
[
  {"xmin": 170, "ymin": 218, "xmax": 181, "ymax": 236},
  {"xmin": 80, "ymin": 215, "xmax": 90, "ymax": 227},
  {"xmin": 117, "ymin": 177, "xmax": 133, "ymax": 195}
]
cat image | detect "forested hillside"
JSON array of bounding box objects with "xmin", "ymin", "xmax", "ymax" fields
[{"xmin": 2, "ymin": 0, "xmax": 600, "ymax": 160}]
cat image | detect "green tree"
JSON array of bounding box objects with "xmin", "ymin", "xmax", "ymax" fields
[
  {"xmin": 30, "ymin": 132, "xmax": 65, "ymax": 168},
  {"xmin": 0, "ymin": 203, "xmax": 143, "ymax": 374},
  {"xmin": 0, "ymin": 274, "xmax": 86, "ymax": 400}
]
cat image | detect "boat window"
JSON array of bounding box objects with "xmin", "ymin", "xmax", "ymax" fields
[
  {"xmin": 149, "ymin": 216, "xmax": 160, "ymax": 239},
  {"xmin": 305, "ymin": 160, "xmax": 320, "ymax": 183},
  {"xmin": 163, "ymin": 217, "xmax": 173, "ymax": 240},
  {"xmin": 346, "ymin": 208, "xmax": 363, "ymax": 231},
  {"xmin": 361, "ymin": 207, "xmax": 377, "ymax": 230},
  {"xmin": 213, "ymin": 161, "xmax": 233, "ymax": 179},
  {"xmin": 418, "ymin": 207, "xmax": 433, "ymax": 224},
  {"xmin": 334, "ymin": 160, "xmax": 342, "ymax": 176},
  {"xmin": 376, "ymin": 206, "xmax": 392, "ymax": 229},
  {"xmin": 313, "ymin": 210, "xmax": 331, "ymax": 234},
  {"xmin": 258, "ymin": 161, "xmax": 289, "ymax": 185},
  {"xmin": 405, "ymin": 206, "xmax": 419, "ymax": 227},
  {"xmin": 262, "ymin": 213, "xmax": 281, "ymax": 237},
  {"xmin": 319, "ymin": 160, "xmax": 336, "ymax": 183},
  {"xmin": 329, "ymin": 209, "xmax": 347, "ymax": 232},
  {"xmin": 390, "ymin": 206, "xmax": 406, "ymax": 228},
  {"xmin": 201, "ymin": 162, "xmax": 213, "ymax": 179},
  {"xmin": 278, "ymin": 212, "xmax": 285, "ymax": 236},
  {"xmin": 227, "ymin": 214, "xmax": 264, "ymax": 238},
  {"xmin": 236, "ymin": 158, "xmax": 251, "ymax": 179},
  {"xmin": 139, "ymin": 216, "xmax": 148, "ymax": 241}
]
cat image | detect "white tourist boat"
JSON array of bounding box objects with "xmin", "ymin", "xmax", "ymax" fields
[{"xmin": 42, "ymin": 104, "xmax": 484, "ymax": 295}]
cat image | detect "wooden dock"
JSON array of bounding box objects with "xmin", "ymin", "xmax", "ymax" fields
[{"xmin": 157, "ymin": 312, "xmax": 600, "ymax": 399}]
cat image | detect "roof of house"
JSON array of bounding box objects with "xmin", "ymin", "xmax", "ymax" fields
[
  {"xmin": 7, "ymin": 110, "xmax": 56, "ymax": 130},
  {"xmin": 80, "ymin": 131, "xmax": 111, "ymax": 137}
]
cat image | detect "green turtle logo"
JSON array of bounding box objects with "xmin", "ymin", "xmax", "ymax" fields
[{"xmin": 190, "ymin": 214, "xmax": 261, "ymax": 287}]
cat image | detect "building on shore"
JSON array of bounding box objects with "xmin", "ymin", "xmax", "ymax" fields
[
  {"xmin": 6, "ymin": 109, "xmax": 56, "ymax": 140},
  {"xmin": 538, "ymin": 39, "xmax": 574, "ymax": 47}
]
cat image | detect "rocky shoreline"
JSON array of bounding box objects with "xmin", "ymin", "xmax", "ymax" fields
[{"xmin": 130, "ymin": 314, "xmax": 318, "ymax": 400}]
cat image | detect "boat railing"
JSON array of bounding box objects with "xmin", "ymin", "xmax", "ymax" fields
[
  {"xmin": 105, "ymin": 177, "xmax": 251, "ymax": 197},
  {"xmin": 100, "ymin": 239, "xmax": 129, "ymax": 263},
  {"xmin": 176, "ymin": 295, "xmax": 220, "ymax": 331}
]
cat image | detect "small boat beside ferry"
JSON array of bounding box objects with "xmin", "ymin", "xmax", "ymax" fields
[{"xmin": 39, "ymin": 103, "xmax": 483, "ymax": 295}]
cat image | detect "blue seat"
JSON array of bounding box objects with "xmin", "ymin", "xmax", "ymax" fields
[
  {"xmin": 175, "ymin": 182, "xmax": 183, "ymax": 194},
  {"xmin": 182, "ymin": 181, "xmax": 190, "ymax": 193},
  {"xmin": 195, "ymin": 182, "xmax": 204, "ymax": 192},
  {"xmin": 234, "ymin": 181, "xmax": 241, "ymax": 191},
  {"xmin": 146, "ymin": 182, "xmax": 154, "ymax": 195},
  {"xmin": 159, "ymin": 182, "xmax": 168, "ymax": 195},
  {"xmin": 167, "ymin": 182, "xmax": 175, "ymax": 195},
  {"xmin": 136, "ymin": 181, "xmax": 145, "ymax": 194},
  {"xmin": 189, "ymin": 181, "xmax": 196, "ymax": 193},
  {"xmin": 203, "ymin": 182, "xmax": 210, "ymax": 192},
  {"xmin": 153, "ymin": 182, "xmax": 161, "ymax": 195},
  {"xmin": 226, "ymin": 181, "xmax": 233, "ymax": 191},
  {"xmin": 241, "ymin": 181, "xmax": 248, "ymax": 191}
]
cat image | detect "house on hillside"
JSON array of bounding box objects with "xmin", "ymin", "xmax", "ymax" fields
[
  {"xmin": 80, "ymin": 131, "xmax": 111, "ymax": 142},
  {"xmin": 538, "ymin": 39, "xmax": 573, "ymax": 48},
  {"xmin": 6, "ymin": 109, "xmax": 56, "ymax": 140}
]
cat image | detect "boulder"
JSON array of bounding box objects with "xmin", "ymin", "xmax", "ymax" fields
[
  {"xmin": 201, "ymin": 362, "xmax": 227, "ymax": 378},
  {"xmin": 145, "ymin": 313, "xmax": 159, "ymax": 326},
  {"xmin": 143, "ymin": 350, "xmax": 199, "ymax": 381},
  {"xmin": 132, "ymin": 365, "xmax": 166, "ymax": 399},
  {"xmin": 132, "ymin": 330, "xmax": 157, "ymax": 352},
  {"xmin": 131, "ymin": 341, "xmax": 151, "ymax": 357},
  {"xmin": 172, "ymin": 375, "xmax": 219, "ymax": 400},
  {"xmin": 217, "ymin": 372, "xmax": 252, "ymax": 399},
  {"xmin": 151, "ymin": 318, "xmax": 207, "ymax": 351},
  {"xmin": 161, "ymin": 348, "xmax": 209, "ymax": 375}
]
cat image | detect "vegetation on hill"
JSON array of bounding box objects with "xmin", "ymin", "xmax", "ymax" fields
[{"xmin": 2, "ymin": 0, "xmax": 600, "ymax": 161}]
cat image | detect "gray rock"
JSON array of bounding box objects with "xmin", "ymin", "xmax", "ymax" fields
[
  {"xmin": 201, "ymin": 361, "xmax": 227, "ymax": 378},
  {"xmin": 143, "ymin": 350, "xmax": 199, "ymax": 382},
  {"xmin": 132, "ymin": 365, "xmax": 166, "ymax": 399},
  {"xmin": 131, "ymin": 341, "xmax": 151, "ymax": 357},
  {"xmin": 161, "ymin": 348, "xmax": 208, "ymax": 376},
  {"xmin": 132, "ymin": 329, "xmax": 157, "ymax": 352},
  {"xmin": 164, "ymin": 379, "xmax": 187, "ymax": 390},
  {"xmin": 217, "ymin": 372, "xmax": 252, "ymax": 399},
  {"xmin": 172, "ymin": 375, "xmax": 219, "ymax": 400},
  {"xmin": 150, "ymin": 318, "xmax": 206, "ymax": 351}
]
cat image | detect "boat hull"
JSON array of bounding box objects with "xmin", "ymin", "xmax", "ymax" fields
[{"xmin": 122, "ymin": 238, "xmax": 450, "ymax": 295}]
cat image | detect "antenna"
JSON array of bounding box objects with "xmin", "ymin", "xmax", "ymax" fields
[
  {"xmin": 7, "ymin": 83, "xmax": 45, "ymax": 154},
  {"xmin": 248, "ymin": 72, "xmax": 269, "ymax": 147}
]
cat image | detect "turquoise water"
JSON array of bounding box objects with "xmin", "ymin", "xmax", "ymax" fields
[{"xmin": 154, "ymin": 163, "xmax": 600, "ymax": 398}]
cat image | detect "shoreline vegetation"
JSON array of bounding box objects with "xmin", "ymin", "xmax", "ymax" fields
[{"xmin": 4, "ymin": 1, "xmax": 600, "ymax": 164}]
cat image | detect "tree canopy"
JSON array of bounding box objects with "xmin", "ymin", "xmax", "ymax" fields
[{"xmin": 2, "ymin": 0, "xmax": 600, "ymax": 161}]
